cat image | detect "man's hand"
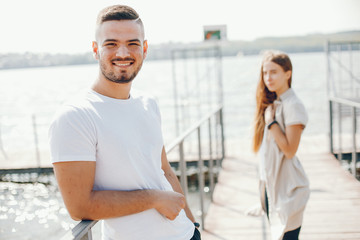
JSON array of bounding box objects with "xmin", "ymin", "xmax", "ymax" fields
[
  {"xmin": 160, "ymin": 146, "xmax": 196, "ymax": 222},
  {"xmin": 154, "ymin": 190, "xmax": 185, "ymax": 220}
]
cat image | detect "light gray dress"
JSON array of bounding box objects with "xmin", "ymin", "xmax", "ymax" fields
[{"xmin": 259, "ymin": 88, "xmax": 310, "ymax": 240}]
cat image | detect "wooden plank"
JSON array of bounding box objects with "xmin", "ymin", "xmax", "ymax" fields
[{"xmin": 202, "ymin": 141, "xmax": 360, "ymax": 240}]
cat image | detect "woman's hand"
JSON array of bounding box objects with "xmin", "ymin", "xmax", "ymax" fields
[{"xmin": 264, "ymin": 104, "xmax": 276, "ymax": 126}]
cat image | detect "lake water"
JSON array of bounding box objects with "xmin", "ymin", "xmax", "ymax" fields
[
  {"xmin": 0, "ymin": 51, "xmax": 332, "ymax": 239},
  {"xmin": 0, "ymin": 52, "xmax": 329, "ymax": 165}
]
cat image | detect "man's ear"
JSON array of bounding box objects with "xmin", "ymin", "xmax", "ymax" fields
[
  {"xmin": 92, "ymin": 41, "xmax": 99, "ymax": 60},
  {"xmin": 286, "ymin": 70, "xmax": 292, "ymax": 81},
  {"xmin": 143, "ymin": 40, "xmax": 148, "ymax": 59}
]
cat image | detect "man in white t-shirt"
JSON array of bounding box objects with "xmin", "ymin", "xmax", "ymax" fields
[{"xmin": 49, "ymin": 5, "xmax": 201, "ymax": 240}]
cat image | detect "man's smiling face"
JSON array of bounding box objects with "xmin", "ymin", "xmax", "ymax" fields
[{"xmin": 93, "ymin": 20, "xmax": 148, "ymax": 84}]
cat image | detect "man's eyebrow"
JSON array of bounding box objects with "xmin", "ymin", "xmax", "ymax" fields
[
  {"xmin": 102, "ymin": 39, "xmax": 141, "ymax": 44},
  {"xmin": 103, "ymin": 39, "xmax": 118, "ymax": 43},
  {"xmin": 128, "ymin": 39, "xmax": 141, "ymax": 43}
]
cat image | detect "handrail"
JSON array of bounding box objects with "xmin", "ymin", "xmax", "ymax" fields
[
  {"xmin": 327, "ymin": 40, "xmax": 359, "ymax": 179},
  {"xmin": 329, "ymin": 96, "xmax": 360, "ymax": 108},
  {"xmin": 61, "ymin": 220, "xmax": 98, "ymax": 240},
  {"xmin": 60, "ymin": 106, "xmax": 225, "ymax": 239},
  {"xmin": 327, "ymin": 40, "xmax": 360, "ymax": 45},
  {"xmin": 329, "ymin": 97, "xmax": 358, "ymax": 178},
  {"xmin": 167, "ymin": 105, "xmax": 223, "ymax": 152}
]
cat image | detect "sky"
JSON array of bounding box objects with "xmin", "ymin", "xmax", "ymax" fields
[{"xmin": 0, "ymin": 0, "xmax": 359, "ymax": 54}]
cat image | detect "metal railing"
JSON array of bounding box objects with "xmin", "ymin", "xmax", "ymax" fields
[
  {"xmin": 61, "ymin": 220, "xmax": 98, "ymax": 240},
  {"xmin": 171, "ymin": 45, "xmax": 223, "ymax": 137},
  {"xmin": 329, "ymin": 97, "xmax": 359, "ymax": 178},
  {"xmin": 327, "ymin": 40, "xmax": 360, "ymax": 178},
  {"xmin": 61, "ymin": 105, "xmax": 225, "ymax": 240},
  {"xmin": 326, "ymin": 41, "xmax": 360, "ymax": 98}
]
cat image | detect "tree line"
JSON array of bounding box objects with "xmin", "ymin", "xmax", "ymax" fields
[{"xmin": 0, "ymin": 31, "xmax": 359, "ymax": 70}]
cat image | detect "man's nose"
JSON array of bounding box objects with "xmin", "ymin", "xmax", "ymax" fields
[{"xmin": 116, "ymin": 46, "xmax": 130, "ymax": 57}]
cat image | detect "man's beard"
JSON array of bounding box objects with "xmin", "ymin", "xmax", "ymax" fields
[{"xmin": 100, "ymin": 58, "xmax": 143, "ymax": 84}]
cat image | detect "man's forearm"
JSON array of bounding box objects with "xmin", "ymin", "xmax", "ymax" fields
[
  {"xmin": 54, "ymin": 161, "xmax": 186, "ymax": 222},
  {"xmin": 67, "ymin": 189, "xmax": 157, "ymax": 220}
]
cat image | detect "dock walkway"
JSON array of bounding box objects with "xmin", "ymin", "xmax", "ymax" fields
[{"xmin": 202, "ymin": 140, "xmax": 360, "ymax": 240}]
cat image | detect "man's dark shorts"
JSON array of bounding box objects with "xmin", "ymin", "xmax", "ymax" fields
[{"xmin": 190, "ymin": 228, "xmax": 201, "ymax": 240}]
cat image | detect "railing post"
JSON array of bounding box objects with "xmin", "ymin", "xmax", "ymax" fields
[
  {"xmin": 337, "ymin": 44, "xmax": 343, "ymax": 95},
  {"xmin": 32, "ymin": 114, "xmax": 41, "ymax": 167},
  {"xmin": 179, "ymin": 141, "xmax": 188, "ymax": 196},
  {"xmin": 197, "ymin": 127, "xmax": 205, "ymax": 230},
  {"xmin": 348, "ymin": 43, "xmax": 354, "ymax": 97},
  {"xmin": 219, "ymin": 108, "xmax": 225, "ymax": 161},
  {"xmin": 326, "ymin": 41, "xmax": 330, "ymax": 96},
  {"xmin": 0, "ymin": 117, "xmax": 8, "ymax": 160},
  {"xmin": 215, "ymin": 112, "xmax": 220, "ymax": 172},
  {"xmin": 338, "ymin": 103, "xmax": 342, "ymax": 161},
  {"xmin": 351, "ymin": 107, "xmax": 357, "ymax": 177},
  {"xmin": 208, "ymin": 118, "xmax": 214, "ymax": 200},
  {"xmin": 329, "ymin": 100, "xmax": 334, "ymax": 154},
  {"xmin": 172, "ymin": 51, "xmax": 180, "ymax": 137}
]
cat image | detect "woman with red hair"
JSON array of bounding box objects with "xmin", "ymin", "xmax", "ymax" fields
[{"xmin": 252, "ymin": 50, "xmax": 310, "ymax": 240}]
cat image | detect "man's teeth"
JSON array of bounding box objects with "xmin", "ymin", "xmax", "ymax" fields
[{"xmin": 114, "ymin": 63, "xmax": 131, "ymax": 66}]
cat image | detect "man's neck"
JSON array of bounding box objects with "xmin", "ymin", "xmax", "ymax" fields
[{"xmin": 92, "ymin": 77, "xmax": 132, "ymax": 100}]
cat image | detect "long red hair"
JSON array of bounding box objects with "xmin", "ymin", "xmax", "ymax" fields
[{"xmin": 252, "ymin": 50, "xmax": 293, "ymax": 152}]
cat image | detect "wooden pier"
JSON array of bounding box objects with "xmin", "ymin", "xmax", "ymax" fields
[{"xmin": 202, "ymin": 138, "xmax": 360, "ymax": 240}]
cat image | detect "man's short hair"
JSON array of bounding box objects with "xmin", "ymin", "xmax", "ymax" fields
[
  {"xmin": 96, "ymin": 5, "xmax": 142, "ymax": 25},
  {"xmin": 95, "ymin": 5, "xmax": 144, "ymax": 39}
]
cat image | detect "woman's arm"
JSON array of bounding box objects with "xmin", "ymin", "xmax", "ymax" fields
[
  {"xmin": 265, "ymin": 104, "xmax": 304, "ymax": 159},
  {"xmin": 268, "ymin": 123, "xmax": 304, "ymax": 159}
]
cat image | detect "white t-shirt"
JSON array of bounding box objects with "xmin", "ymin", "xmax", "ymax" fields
[{"xmin": 49, "ymin": 89, "xmax": 194, "ymax": 240}]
